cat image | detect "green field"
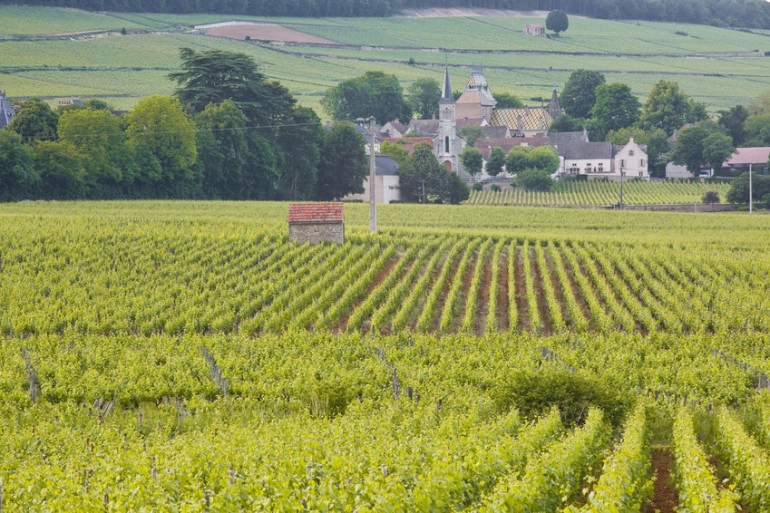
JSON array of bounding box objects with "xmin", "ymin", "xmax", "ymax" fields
[
  {"xmin": 467, "ymin": 180, "xmax": 733, "ymax": 207},
  {"xmin": 3, "ymin": 6, "xmax": 770, "ymax": 113},
  {"xmin": 1, "ymin": 201, "xmax": 770, "ymax": 510}
]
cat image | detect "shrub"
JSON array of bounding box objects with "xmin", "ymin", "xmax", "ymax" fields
[
  {"xmin": 490, "ymin": 184, "xmax": 501, "ymax": 192},
  {"xmin": 702, "ymin": 191, "xmax": 721, "ymax": 204},
  {"xmin": 472, "ymin": 182, "xmax": 483, "ymax": 192}
]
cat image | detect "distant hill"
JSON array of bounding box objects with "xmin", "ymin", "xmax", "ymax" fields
[{"xmin": 3, "ymin": 0, "xmax": 770, "ymax": 29}]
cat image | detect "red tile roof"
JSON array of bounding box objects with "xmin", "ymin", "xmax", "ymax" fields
[{"xmin": 288, "ymin": 203, "xmax": 344, "ymax": 224}]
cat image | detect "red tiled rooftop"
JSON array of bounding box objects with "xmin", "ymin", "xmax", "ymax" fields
[{"xmin": 288, "ymin": 202, "xmax": 344, "ymax": 224}]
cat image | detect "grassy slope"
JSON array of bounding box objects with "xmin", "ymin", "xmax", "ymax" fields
[{"xmin": 2, "ymin": 6, "xmax": 770, "ymax": 112}]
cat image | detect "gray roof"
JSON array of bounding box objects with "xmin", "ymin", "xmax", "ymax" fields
[
  {"xmin": 480, "ymin": 126, "xmax": 508, "ymax": 138},
  {"xmin": 548, "ymin": 131, "xmax": 612, "ymax": 160},
  {"xmin": 375, "ymin": 155, "xmax": 399, "ymax": 176},
  {"xmin": 406, "ymin": 119, "xmax": 440, "ymax": 137}
]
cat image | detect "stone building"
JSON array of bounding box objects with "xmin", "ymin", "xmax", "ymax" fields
[{"xmin": 288, "ymin": 203, "xmax": 344, "ymax": 244}]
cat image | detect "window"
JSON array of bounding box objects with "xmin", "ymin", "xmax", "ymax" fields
[
  {"xmin": 629, "ymin": 149, "xmax": 635, "ymax": 156},
  {"xmin": 598, "ymin": 163, "xmax": 604, "ymax": 172},
  {"xmin": 639, "ymin": 172, "xmax": 643, "ymax": 177},
  {"xmin": 620, "ymin": 159, "xmax": 625, "ymax": 168},
  {"xmin": 641, "ymin": 159, "xmax": 646, "ymax": 167},
  {"xmin": 444, "ymin": 136, "xmax": 449, "ymax": 153}
]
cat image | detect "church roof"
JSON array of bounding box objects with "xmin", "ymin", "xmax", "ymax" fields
[
  {"xmin": 440, "ymin": 66, "xmax": 454, "ymax": 105},
  {"xmin": 491, "ymin": 107, "xmax": 553, "ymax": 133},
  {"xmin": 480, "ymin": 126, "xmax": 509, "ymax": 138}
]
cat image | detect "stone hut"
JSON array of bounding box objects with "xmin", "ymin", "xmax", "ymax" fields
[{"xmin": 288, "ymin": 203, "xmax": 344, "ymax": 244}]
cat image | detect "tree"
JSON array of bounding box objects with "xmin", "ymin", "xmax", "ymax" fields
[
  {"xmin": 549, "ymin": 114, "xmax": 583, "ymax": 133},
  {"xmin": 640, "ymin": 80, "xmax": 694, "ymax": 135},
  {"xmin": 315, "ymin": 122, "xmax": 368, "ymax": 201},
  {"xmin": 486, "ymin": 147, "xmax": 506, "ymax": 177},
  {"xmin": 0, "ymin": 130, "xmax": 36, "ymax": 201},
  {"xmin": 321, "ymin": 71, "xmax": 412, "ymax": 125},
  {"xmin": 194, "ymin": 100, "xmax": 278, "ymax": 200},
  {"xmin": 718, "ymin": 105, "xmax": 748, "ymax": 146},
  {"xmin": 590, "ymin": 83, "xmax": 640, "ymax": 140},
  {"xmin": 33, "ymin": 140, "xmax": 85, "ymax": 199},
  {"xmin": 459, "ymin": 125, "xmax": 484, "ymax": 147},
  {"xmin": 169, "ymin": 47, "xmax": 295, "ymax": 127},
  {"xmin": 670, "ymin": 125, "xmax": 708, "ymax": 176},
  {"xmin": 702, "ymin": 132, "xmax": 735, "ymax": 174},
  {"xmin": 743, "ymin": 113, "xmax": 770, "ymax": 146},
  {"xmin": 57, "ymin": 108, "xmax": 136, "ymax": 197},
  {"xmin": 398, "ymin": 142, "xmax": 448, "ymax": 203},
  {"xmin": 506, "ymin": 146, "xmax": 532, "ymax": 174},
  {"xmin": 516, "ymin": 169, "xmax": 554, "ymax": 191},
  {"xmin": 460, "ymin": 146, "xmax": 484, "ymax": 180},
  {"xmin": 727, "ymin": 172, "xmax": 770, "ymax": 204},
  {"xmin": 528, "ymin": 146, "xmax": 561, "ymax": 173},
  {"xmin": 7, "ymin": 99, "xmax": 59, "ymax": 143},
  {"xmin": 494, "ymin": 92, "xmax": 523, "ymax": 108},
  {"xmin": 124, "ymin": 95, "xmax": 197, "ymax": 196},
  {"xmin": 445, "ymin": 172, "xmax": 469, "ymax": 204},
  {"xmin": 702, "ymin": 191, "xmax": 720, "ymax": 204},
  {"xmin": 407, "ymin": 78, "xmax": 440, "ymax": 120},
  {"xmin": 546, "ymin": 10, "xmax": 569, "ymax": 36},
  {"xmin": 276, "ymin": 106, "xmax": 323, "ymax": 201},
  {"xmin": 561, "ymin": 70, "xmax": 605, "ymax": 119},
  {"xmin": 380, "ymin": 141, "xmax": 410, "ymax": 167}
]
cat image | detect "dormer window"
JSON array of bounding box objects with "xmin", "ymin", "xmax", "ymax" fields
[{"xmin": 629, "ymin": 149, "xmax": 635, "ymax": 156}]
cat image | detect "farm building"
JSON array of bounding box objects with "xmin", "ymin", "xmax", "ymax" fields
[
  {"xmin": 523, "ymin": 24, "xmax": 545, "ymax": 36},
  {"xmin": 288, "ymin": 203, "xmax": 344, "ymax": 244},
  {"xmin": 551, "ymin": 131, "xmax": 650, "ymax": 180}
]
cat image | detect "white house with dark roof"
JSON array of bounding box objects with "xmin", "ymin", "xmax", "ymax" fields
[
  {"xmin": 550, "ymin": 130, "xmax": 649, "ymax": 180},
  {"xmin": 0, "ymin": 92, "xmax": 15, "ymax": 128},
  {"xmin": 343, "ymin": 155, "xmax": 402, "ymax": 204}
]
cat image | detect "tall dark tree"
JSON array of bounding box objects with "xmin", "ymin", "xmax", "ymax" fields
[
  {"xmin": 169, "ymin": 47, "xmax": 295, "ymax": 127},
  {"xmin": 0, "ymin": 130, "xmax": 36, "ymax": 201},
  {"xmin": 486, "ymin": 147, "xmax": 506, "ymax": 177},
  {"xmin": 546, "ymin": 9, "xmax": 569, "ymax": 36},
  {"xmin": 718, "ymin": 105, "xmax": 748, "ymax": 146},
  {"xmin": 590, "ymin": 83, "xmax": 640, "ymax": 140},
  {"xmin": 407, "ymin": 78, "xmax": 440, "ymax": 120},
  {"xmin": 670, "ymin": 125, "xmax": 708, "ymax": 176},
  {"xmin": 315, "ymin": 122, "xmax": 368, "ymax": 201},
  {"xmin": 276, "ymin": 106, "xmax": 323, "ymax": 200},
  {"xmin": 561, "ymin": 70, "xmax": 606, "ymax": 119},
  {"xmin": 7, "ymin": 99, "xmax": 59, "ymax": 142},
  {"xmin": 398, "ymin": 142, "xmax": 449, "ymax": 203},
  {"xmin": 321, "ymin": 71, "xmax": 412, "ymax": 125},
  {"xmin": 702, "ymin": 132, "xmax": 735, "ymax": 175},
  {"xmin": 33, "ymin": 140, "xmax": 85, "ymax": 199},
  {"xmin": 194, "ymin": 100, "xmax": 278, "ymax": 199},
  {"xmin": 460, "ymin": 146, "xmax": 484, "ymax": 180},
  {"xmin": 640, "ymin": 80, "xmax": 694, "ymax": 135}
]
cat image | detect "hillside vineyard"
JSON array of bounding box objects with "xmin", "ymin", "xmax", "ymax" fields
[{"xmin": 2, "ymin": 202, "xmax": 770, "ymax": 510}]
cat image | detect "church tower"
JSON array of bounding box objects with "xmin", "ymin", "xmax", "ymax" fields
[
  {"xmin": 436, "ymin": 67, "xmax": 461, "ymax": 173},
  {"xmin": 548, "ymin": 86, "xmax": 562, "ymax": 119}
]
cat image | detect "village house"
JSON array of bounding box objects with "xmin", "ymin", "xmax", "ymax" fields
[
  {"xmin": 550, "ymin": 130, "xmax": 650, "ymax": 180},
  {"xmin": 343, "ymin": 155, "xmax": 401, "ymax": 204},
  {"xmin": 724, "ymin": 147, "xmax": 770, "ymax": 175}
]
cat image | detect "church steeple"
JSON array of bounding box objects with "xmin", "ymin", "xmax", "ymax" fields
[
  {"xmin": 548, "ymin": 85, "xmax": 562, "ymax": 118},
  {"xmin": 440, "ymin": 66, "xmax": 453, "ymax": 104}
]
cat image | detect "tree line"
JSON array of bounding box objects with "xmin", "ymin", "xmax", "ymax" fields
[
  {"xmin": 6, "ymin": 0, "xmax": 770, "ymax": 28},
  {"xmin": 0, "ymin": 48, "xmax": 370, "ymax": 202}
]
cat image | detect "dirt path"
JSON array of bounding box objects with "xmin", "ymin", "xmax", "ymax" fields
[{"xmin": 645, "ymin": 447, "xmax": 678, "ymax": 513}]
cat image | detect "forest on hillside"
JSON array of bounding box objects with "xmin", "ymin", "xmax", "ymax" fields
[{"xmin": 5, "ymin": 0, "xmax": 770, "ymax": 29}]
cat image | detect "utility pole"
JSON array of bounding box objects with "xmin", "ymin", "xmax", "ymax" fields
[
  {"xmin": 619, "ymin": 166, "xmax": 624, "ymax": 209},
  {"xmin": 368, "ymin": 116, "xmax": 377, "ymax": 232}
]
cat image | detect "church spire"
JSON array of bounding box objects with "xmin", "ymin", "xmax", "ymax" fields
[
  {"xmin": 440, "ymin": 66, "xmax": 453, "ymax": 104},
  {"xmin": 548, "ymin": 85, "xmax": 562, "ymax": 118}
]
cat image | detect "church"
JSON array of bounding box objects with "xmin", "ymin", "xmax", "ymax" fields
[{"xmin": 405, "ymin": 67, "xmax": 562, "ymax": 177}]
